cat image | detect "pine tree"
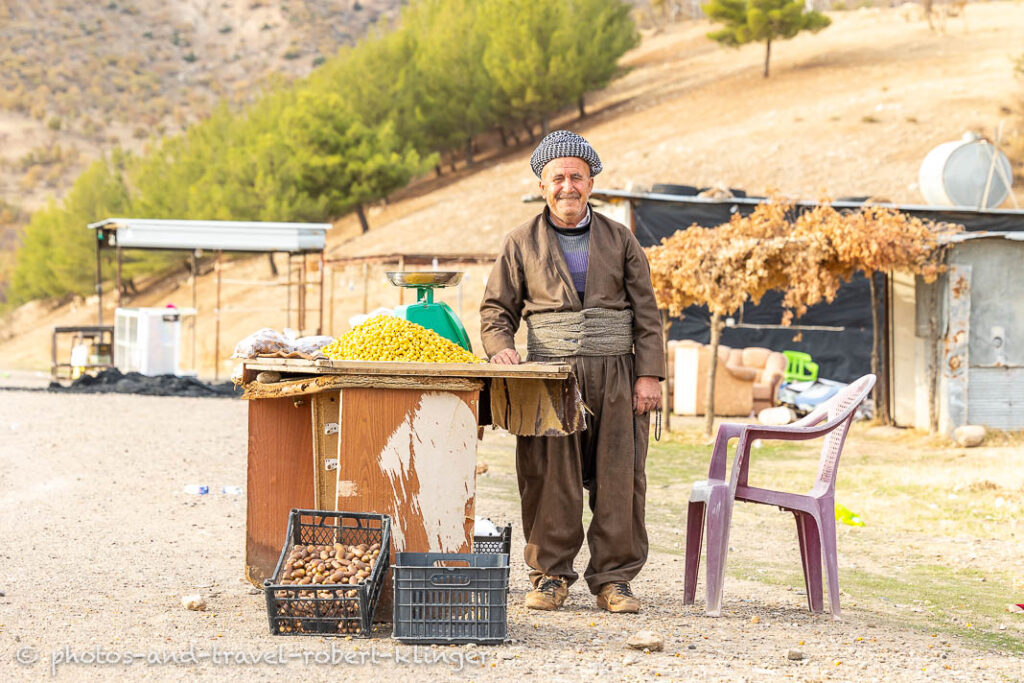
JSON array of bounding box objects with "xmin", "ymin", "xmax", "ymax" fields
[
  {"xmin": 308, "ymin": 29, "xmax": 424, "ymax": 154},
  {"xmin": 703, "ymin": 0, "xmax": 831, "ymax": 78},
  {"xmin": 9, "ymin": 157, "xmax": 134, "ymax": 304},
  {"xmin": 480, "ymin": 0, "xmax": 577, "ymax": 134},
  {"xmin": 281, "ymin": 92, "xmax": 431, "ymax": 233},
  {"xmin": 566, "ymin": 0, "xmax": 640, "ymax": 117},
  {"xmin": 130, "ymin": 103, "xmax": 239, "ymax": 219},
  {"xmin": 404, "ymin": 0, "xmax": 494, "ymax": 165}
]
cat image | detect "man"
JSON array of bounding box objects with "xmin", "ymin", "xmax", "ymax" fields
[{"xmin": 480, "ymin": 130, "xmax": 664, "ymax": 614}]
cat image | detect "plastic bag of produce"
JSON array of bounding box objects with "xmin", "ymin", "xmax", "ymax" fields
[
  {"xmin": 233, "ymin": 328, "xmax": 336, "ymax": 360},
  {"xmin": 292, "ymin": 335, "xmax": 334, "ymax": 357},
  {"xmin": 232, "ymin": 328, "xmax": 292, "ymax": 359}
]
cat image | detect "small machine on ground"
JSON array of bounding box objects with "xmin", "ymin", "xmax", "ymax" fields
[
  {"xmin": 51, "ymin": 325, "xmax": 115, "ymax": 381},
  {"xmin": 385, "ymin": 271, "xmax": 472, "ymax": 351}
]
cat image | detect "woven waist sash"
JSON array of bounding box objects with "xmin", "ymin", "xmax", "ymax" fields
[{"xmin": 525, "ymin": 308, "xmax": 634, "ymax": 357}]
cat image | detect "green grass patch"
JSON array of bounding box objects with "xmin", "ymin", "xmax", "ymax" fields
[{"xmin": 476, "ymin": 424, "xmax": 1024, "ymax": 655}]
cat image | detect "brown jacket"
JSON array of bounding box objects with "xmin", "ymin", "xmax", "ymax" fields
[{"xmin": 480, "ymin": 208, "xmax": 665, "ymax": 380}]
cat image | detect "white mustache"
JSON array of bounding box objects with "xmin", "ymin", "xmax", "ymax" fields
[{"xmin": 557, "ymin": 193, "xmax": 580, "ymax": 200}]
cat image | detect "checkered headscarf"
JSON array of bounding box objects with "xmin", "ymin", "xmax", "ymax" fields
[{"xmin": 530, "ymin": 130, "xmax": 602, "ymax": 178}]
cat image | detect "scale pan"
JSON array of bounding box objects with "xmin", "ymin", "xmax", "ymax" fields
[{"xmin": 385, "ymin": 271, "xmax": 463, "ymax": 288}]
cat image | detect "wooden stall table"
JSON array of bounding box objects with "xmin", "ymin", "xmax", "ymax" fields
[{"xmin": 240, "ymin": 358, "xmax": 583, "ymax": 615}]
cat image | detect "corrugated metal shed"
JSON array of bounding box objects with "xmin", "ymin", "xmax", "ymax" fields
[
  {"xmin": 891, "ymin": 231, "xmax": 1024, "ymax": 433},
  {"xmin": 88, "ymin": 218, "xmax": 331, "ymax": 253}
]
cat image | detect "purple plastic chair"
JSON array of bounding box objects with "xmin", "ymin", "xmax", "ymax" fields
[{"xmin": 683, "ymin": 374, "xmax": 876, "ymax": 620}]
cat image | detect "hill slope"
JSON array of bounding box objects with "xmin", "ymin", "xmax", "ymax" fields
[
  {"xmin": 2, "ymin": 3, "xmax": 1023, "ymax": 376},
  {"xmin": 332, "ymin": 3, "xmax": 1024, "ymax": 259},
  {"xmin": 0, "ymin": 0, "xmax": 403, "ymax": 209}
]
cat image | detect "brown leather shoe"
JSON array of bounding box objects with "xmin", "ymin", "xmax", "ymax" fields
[
  {"xmin": 525, "ymin": 575, "xmax": 569, "ymax": 611},
  {"xmin": 596, "ymin": 582, "xmax": 640, "ymax": 613}
]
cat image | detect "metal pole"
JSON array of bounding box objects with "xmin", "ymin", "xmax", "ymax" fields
[
  {"xmin": 191, "ymin": 251, "xmax": 198, "ymax": 373},
  {"xmin": 299, "ymin": 255, "xmax": 307, "ymax": 334},
  {"xmin": 286, "ymin": 253, "xmax": 292, "ymax": 330},
  {"xmin": 95, "ymin": 231, "xmax": 103, "ymax": 325},
  {"xmin": 980, "ymin": 122, "xmax": 1013, "ymax": 210},
  {"xmin": 51, "ymin": 328, "xmax": 57, "ymax": 380},
  {"xmin": 661, "ymin": 308, "xmax": 672, "ymax": 433},
  {"xmin": 318, "ymin": 251, "xmax": 325, "ymax": 335},
  {"xmin": 882, "ymin": 271, "xmax": 893, "ymax": 425},
  {"xmin": 362, "ymin": 263, "xmax": 369, "ymax": 314},
  {"xmin": 328, "ymin": 266, "xmax": 336, "ymax": 335},
  {"xmin": 214, "ymin": 250, "xmax": 222, "ymax": 381},
  {"xmin": 115, "ymin": 244, "xmax": 123, "ymax": 308},
  {"xmin": 397, "ymin": 255, "xmax": 405, "ymax": 306}
]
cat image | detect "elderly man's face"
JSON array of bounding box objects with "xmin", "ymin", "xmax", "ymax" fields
[{"xmin": 539, "ymin": 157, "xmax": 594, "ymax": 227}]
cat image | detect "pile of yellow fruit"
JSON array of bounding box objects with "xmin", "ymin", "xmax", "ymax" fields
[{"xmin": 320, "ymin": 315, "xmax": 484, "ymax": 364}]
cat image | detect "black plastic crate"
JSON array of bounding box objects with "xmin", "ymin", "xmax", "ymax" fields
[
  {"xmin": 264, "ymin": 509, "xmax": 390, "ymax": 637},
  {"xmin": 473, "ymin": 524, "xmax": 512, "ymax": 555},
  {"xmin": 392, "ymin": 552, "xmax": 509, "ymax": 645}
]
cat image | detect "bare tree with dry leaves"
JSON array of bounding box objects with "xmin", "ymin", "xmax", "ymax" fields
[
  {"xmin": 646, "ymin": 201, "xmax": 798, "ymax": 435},
  {"xmin": 787, "ymin": 203, "xmax": 959, "ymax": 422},
  {"xmin": 646, "ymin": 198, "xmax": 959, "ymax": 435}
]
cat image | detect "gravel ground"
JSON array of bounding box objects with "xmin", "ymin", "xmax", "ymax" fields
[{"xmin": 0, "ymin": 391, "xmax": 1021, "ymax": 682}]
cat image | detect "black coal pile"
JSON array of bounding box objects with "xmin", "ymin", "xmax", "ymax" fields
[{"xmin": 49, "ymin": 368, "xmax": 241, "ymax": 398}]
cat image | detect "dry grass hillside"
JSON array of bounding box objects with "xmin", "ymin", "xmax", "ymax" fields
[
  {"xmin": 0, "ymin": 0, "xmax": 402, "ymax": 210},
  {"xmin": 2, "ymin": 2, "xmax": 1024, "ymax": 377}
]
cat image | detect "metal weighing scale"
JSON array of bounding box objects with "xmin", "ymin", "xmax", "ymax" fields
[{"xmin": 385, "ymin": 271, "xmax": 473, "ymax": 352}]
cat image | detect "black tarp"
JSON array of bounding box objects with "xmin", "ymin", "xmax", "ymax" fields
[
  {"xmin": 628, "ymin": 194, "xmax": 1024, "ymax": 383},
  {"xmin": 665, "ymin": 276, "xmax": 880, "ymax": 384}
]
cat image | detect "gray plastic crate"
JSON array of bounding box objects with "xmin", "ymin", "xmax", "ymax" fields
[
  {"xmin": 392, "ymin": 552, "xmax": 509, "ymax": 644},
  {"xmin": 472, "ymin": 524, "xmax": 511, "ymax": 555}
]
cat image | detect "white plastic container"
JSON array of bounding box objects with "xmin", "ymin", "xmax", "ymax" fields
[
  {"xmin": 918, "ymin": 133, "xmax": 1013, "ymax": 209},
  {"xmin": 114, "ymin": 307, "xmax": 196, "ymax": 376}
]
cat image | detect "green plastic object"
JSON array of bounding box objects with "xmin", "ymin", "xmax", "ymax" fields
[
  {"xmin": 395, "ymin": 288, "xmax": 473, "ymax": 352},
  {"xmin": 386, "ymin": 271, "xmax": 473, "ymax": 352},
  {"xmin": 783, "ymin": 350, "xmax": 819, "ymax": 383}
]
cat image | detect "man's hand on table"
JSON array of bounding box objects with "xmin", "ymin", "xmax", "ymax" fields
[
  {"xmin": 633, "ymin": 376, "xmax": 662, "ymax": 415},
  {"xmin": 490, "ymin": 348, "xmax": 521, "ymax": 365}
]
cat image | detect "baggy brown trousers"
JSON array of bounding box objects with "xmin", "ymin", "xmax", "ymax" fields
[
  {"xmin": 518, "ymin": 353, "xmax": 650, "ymax": 593},
  {"xmin": 480, "ymin": 208, "xmax": 665, "ymax": 595}
]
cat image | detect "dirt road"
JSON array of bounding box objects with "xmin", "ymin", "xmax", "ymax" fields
[{"xmin": 1, "ymin": 391, "xmax": 1022, "ymax": 681}]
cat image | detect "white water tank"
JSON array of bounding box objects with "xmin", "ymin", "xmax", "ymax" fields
[{"xmin": 918, "ymin": 133, "xmax": 1013, "ymax": 209}]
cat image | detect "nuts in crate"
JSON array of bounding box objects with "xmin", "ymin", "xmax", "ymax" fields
[
  {"xmin": 278, "ymin": 542, "xmax": 382, "ymax": 585},
  {"xmin": 265, "ymin": 509, "xmax": 391, "ymax": 637},
  {"xmin": 272, "ymin": 588, "xmax": 365, "ymax": 634}
]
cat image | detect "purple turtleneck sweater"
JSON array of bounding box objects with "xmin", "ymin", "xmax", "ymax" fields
[{"xmin": 547, "ymin": 205, "xmax": 591, "ymax": 304}]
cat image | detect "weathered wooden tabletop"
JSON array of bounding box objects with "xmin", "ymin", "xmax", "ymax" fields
[{"xmin": 242, "ymin": 357, "xmax": 572, "ymax": 379}]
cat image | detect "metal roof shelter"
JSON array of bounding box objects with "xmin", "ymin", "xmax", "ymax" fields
[
  {"xmin": 88, "ymin": 218, "xmax": 330, "ymax": 253},
  {"xmin": 87, "ymin": 218, "xmax": 331, "ymax": 379}
]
